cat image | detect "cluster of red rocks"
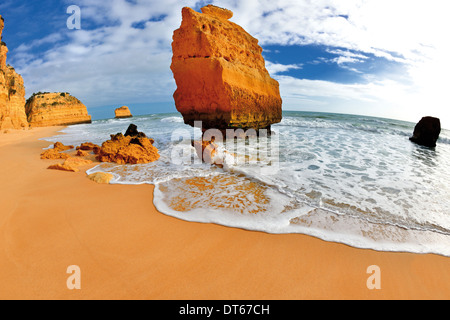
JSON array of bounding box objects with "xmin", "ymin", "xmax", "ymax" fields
[{"xmin": 41, "ymin": 124, "xmax": 160, "ymax": 182}]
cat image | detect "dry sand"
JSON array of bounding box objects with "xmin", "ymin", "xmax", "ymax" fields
[{"xmin": 0, "ymin": 127, "xmax": 449, "ymax": 300}]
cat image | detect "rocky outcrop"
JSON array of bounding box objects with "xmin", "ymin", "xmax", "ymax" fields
[
  {"xmin": 25, "ymin": 92, "xmax": 92, "ymax": 127},
  {"xmin": 96, "ymin": 124, "xmax": 160, "ymax": 164},
  {"xmin": 170, "ymin": 5, "xmax": 282, "ymax": 132},
  {"xmin": 410, "ymin": 117, "xmax": 441, "ymax": 148},
  {"xmin": 115, "ymin": 106, "xmax": 132, "ymax": 119},
  {"xmin": 0, "ymin": 15, "xmax": 28, "ymax": 130}
]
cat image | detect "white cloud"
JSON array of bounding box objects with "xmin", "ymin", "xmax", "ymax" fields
[
  {"xmin": 326, "ymin": 49, "xmax": 369, "ymax": 65},
  {"xmin": 15, "ymin": 33, "xmax": 63, "ymax": 53},
  {"xmin": 218, "ymin": 0, "xmax": 444, "ymax": 64},
  {"xmin": 265, "ymin": 61, "xmax": 302, "ymax": 75}
]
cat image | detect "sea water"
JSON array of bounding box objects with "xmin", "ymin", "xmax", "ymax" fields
[{"xmin": 44, "ymin": 111, "xmax": 450, "ymax": 256}]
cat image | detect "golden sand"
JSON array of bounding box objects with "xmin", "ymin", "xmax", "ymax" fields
[{"xmin": 0, "ymin": 127, "xmax": 449, "ymax": 300}]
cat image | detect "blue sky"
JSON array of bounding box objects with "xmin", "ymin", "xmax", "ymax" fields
[{"xmin": 1, "ymin": 0, "xmax": 449, "ymax": 127}]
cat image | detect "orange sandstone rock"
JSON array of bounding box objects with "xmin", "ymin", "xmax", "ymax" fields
[
  {"xmin": 64, "ymin": 157, "xmax": 93, "ymax": 167},
  {"xmin": 47, "ymin": 157, "xmax": 93, "ymax": 173},
  {"xmin": 25, "ymin": 92, "xmax": 92, "ymax": 127},
  {"xmin": 170, "ymin": 5, "xmax": 282, "ymax": 131},
  {"xmin": 76, "ymin": 150, "xmax": 89, "ymax": 157},
  {"xmin": 41, "ymin": 142, "xmax": 73, "ymax": 159},
  {"xmin": 0, "ymin": 15, "xmax": 29, "ymax": 130},
  {"xmin": 40, "ymin": 149, "xmax": 70, "ymax": 160},
  {"xmin": 47, "ymin": 163, "xmax": 79, "ymax": 173},
  {"xmin": 77, "ymin": 142, "xmax": 101, "ymax": 154},
  {"xmin": 53, "ymin": 142, "xmax": 74, "ymax": 152},
  {"xmin": 97, "ymin": 133, "xmax": 160, "ymax": 165},
  {"xmin": 87, "ymin": 172, "xmax": 114, "ymax": 184},
  {"xmin": 115, "ymin": 106, "xmax": 132, "ymax": 119}
]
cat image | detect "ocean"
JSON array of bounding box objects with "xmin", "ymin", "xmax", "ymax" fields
[{"xmin": 44, "ymin": 111, "xmax": 450, "ymax": 256}]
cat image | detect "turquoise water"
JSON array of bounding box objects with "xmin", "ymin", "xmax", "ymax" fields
[{"xmin": 45, "ymin": 111, "xmax": 450, "ymax": 256}]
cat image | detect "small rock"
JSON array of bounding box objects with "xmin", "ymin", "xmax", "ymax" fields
[
  {"xmin": 64, "ymin": 157, "xmax": 93, "ymax": 167},
  {"xmin": 48, "ymin": 163, "xmax": 79, "ymax": 172},
  {"xmin": 76, "ymin": 142, "xmax": 101, "ymax": 151},
  {"xmin": 87, "ymin": 172, "xmax": 114, "ymax": 184},
  {"xmin": 53, "ymin": 142, "xmax": 74, "ymax": 152},
  {"xmin": 41, "ymin": 149, "xmax": 70, "ymax": 160},
  {"xmin": 76, "ymin": 150, "xmax": 89, "ymax": 157}
]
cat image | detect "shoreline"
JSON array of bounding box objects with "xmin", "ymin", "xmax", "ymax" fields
[{"xmin": 0, "ymin": 127, "xmax": 449, "ymax": 299}]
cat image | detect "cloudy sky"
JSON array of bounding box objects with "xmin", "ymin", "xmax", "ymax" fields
[{"xmin": 1, "ymin": 0, "xmax": 449, "ymax": 127}]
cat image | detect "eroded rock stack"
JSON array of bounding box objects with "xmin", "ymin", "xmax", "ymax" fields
[
  {"xmin": 0, "ymin": 15, "xmax": 28, "ymax": 130},
  {"xmin": 115, "ymin": 106, "xmax": 132, "ymax": 119},
  {"xmin": 25, "ymin": 92, "xmax": 92, "ymax": 127},
  {"xmin": 170, "ymin": 5, "xmax": 282, "ymax": 132}
]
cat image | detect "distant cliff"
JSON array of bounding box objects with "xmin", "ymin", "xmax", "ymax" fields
[
  {"xmin": 0, "ymin": 15, "xmax": 28, "ymax": 130},
  {"xmin": 25, "ymin": 92, "xmax": 92, "ymax": 127}
]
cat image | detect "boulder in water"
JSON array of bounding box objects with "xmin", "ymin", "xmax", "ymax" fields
[{"xmin": 409, "ymin": 117, "xmax": 441, "ymax": 148}]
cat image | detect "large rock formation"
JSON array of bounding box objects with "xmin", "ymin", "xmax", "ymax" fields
[
  {"xmin": 0, "ymin": 15, "xmax": 28, "ymax": 130},
  {"xmin": 115, "ymin": 106, "xmax": 132, "ymax": 119},
  {"xmin": 410, "ymin": 117, "xmax": 441, "ymax": 148},
  {"xmin": 170, "ymin": 5, "xmax": 282, "ymax": 131},
  {"xmin": 25, "ymin": 92, "xmax": 92, "ymax": 127}
]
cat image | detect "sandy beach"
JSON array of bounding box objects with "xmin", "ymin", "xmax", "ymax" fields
[{"xmin": 0, "ymin": 127, "xmax": 449, "ymax": 300}]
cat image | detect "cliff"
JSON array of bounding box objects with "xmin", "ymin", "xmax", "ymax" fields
[
  {"xmin": 115, "ymin": 106, "xmax": 132, "ymax": 118},
  {"xmin": 170, "ymin": 5, "xmax": 282, "ymax": 131},
  {"xmin": 25, "ymin": 92, "xmax": 92, "ymax": 127},
  {"xmin": 0, "ymin": 15, "xmax": 28, "ymax": 130}
]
